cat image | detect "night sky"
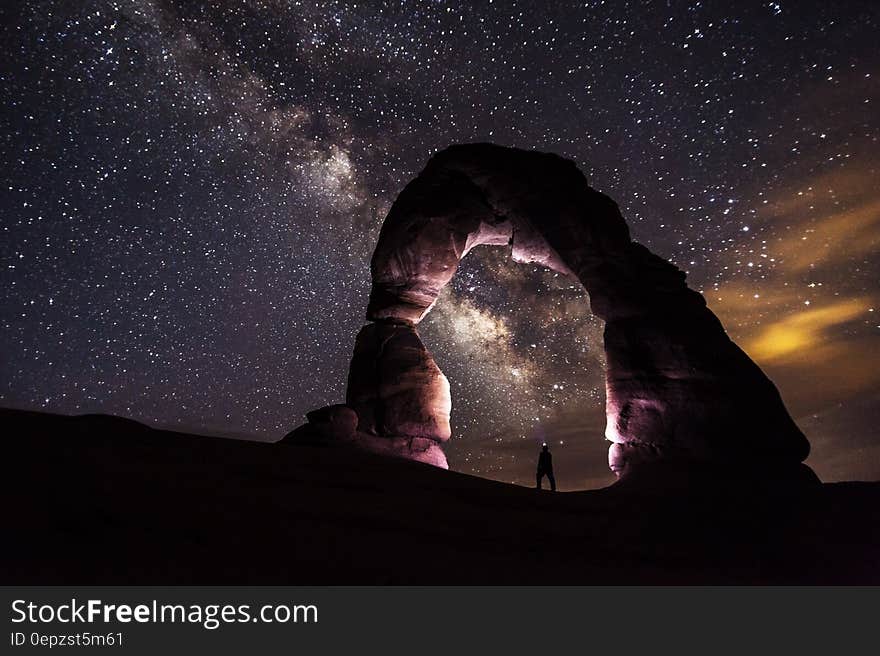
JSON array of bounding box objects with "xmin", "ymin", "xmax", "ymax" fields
[{"xmin": 2, "ymin": 1, "xmax": 878, "ymax": 490}]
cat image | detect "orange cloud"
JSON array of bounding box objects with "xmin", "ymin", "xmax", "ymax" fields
[{"xmin": 743, "ymin": 298, "xmax": 870, "ymax": 363}]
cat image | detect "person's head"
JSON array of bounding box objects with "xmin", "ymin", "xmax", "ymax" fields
[{"xmin": 542, "ymin": 443, "xmax": 549, "ymax": 452}]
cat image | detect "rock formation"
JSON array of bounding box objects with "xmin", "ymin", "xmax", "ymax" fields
[{"xmin": 284, "ymin": 143, "xmax": 812, "ymax": 482}]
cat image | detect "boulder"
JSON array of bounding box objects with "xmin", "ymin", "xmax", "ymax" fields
[{"xmin": 280, "ymin": 402, "xmax": 448, "ymax": 468}]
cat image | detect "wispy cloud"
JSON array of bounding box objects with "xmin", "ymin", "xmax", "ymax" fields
[{"xmin": 761, "ymin": 168, "xmax": 880, "ymax": 273}]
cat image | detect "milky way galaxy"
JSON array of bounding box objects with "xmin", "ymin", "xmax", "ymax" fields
[{"xmin": 2, "ymin": 1, "xmax": 878, "ymax": 489}]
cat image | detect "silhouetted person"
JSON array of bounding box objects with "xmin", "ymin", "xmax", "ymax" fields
[{"xmin": 536, "ymin": 443, "xmax": 556, "ymax": 491}]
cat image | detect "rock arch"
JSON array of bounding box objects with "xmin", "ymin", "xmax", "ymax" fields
[{"xmin": 286, "ymin": 144, "xmax": 811, "ymax": 482}]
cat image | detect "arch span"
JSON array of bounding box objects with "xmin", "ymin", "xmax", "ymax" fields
[{"xmin": 286, "ymin": 144, "xmax": 811, "ymax": 482}]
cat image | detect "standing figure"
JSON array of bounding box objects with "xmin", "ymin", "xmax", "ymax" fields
[{"xmin": 536, "ymin": 443, "xmax": 556, "ymax": 491}]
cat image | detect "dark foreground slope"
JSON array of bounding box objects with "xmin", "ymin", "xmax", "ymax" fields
[{"xmin": 3, "ymin": 408, "xmax": 879, "ymax": 584}]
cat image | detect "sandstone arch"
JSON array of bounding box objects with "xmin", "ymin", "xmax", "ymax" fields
[{"xmin": 286, "ymin": 144, "xmax": 811, "ymax": 482}]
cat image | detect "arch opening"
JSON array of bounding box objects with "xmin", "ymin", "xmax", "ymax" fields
[{"xmin": 417, "ymin": 243, "xmax": 608, "ymax": 483}]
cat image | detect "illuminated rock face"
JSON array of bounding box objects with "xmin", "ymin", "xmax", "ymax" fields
[
  {"xmin": 288, "ymin": 143, "xmax": 810, "ymax": 479},
  {"xmin": 596, "ymin": 244, "xmax": 810, "ymax": 476},
  {"xmin": 346, "ymin": 323, "xmax": 451, "ymax": 445}
]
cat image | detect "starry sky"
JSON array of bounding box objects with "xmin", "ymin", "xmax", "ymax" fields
[{"xmin": 2, "ymin": 0, "xmax": 878, "ymax": 490}]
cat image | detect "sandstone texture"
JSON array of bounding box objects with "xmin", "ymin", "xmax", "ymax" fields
[{"xmin": 345, "ymin": 323, "xmax": 451, "ymax": 443}]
